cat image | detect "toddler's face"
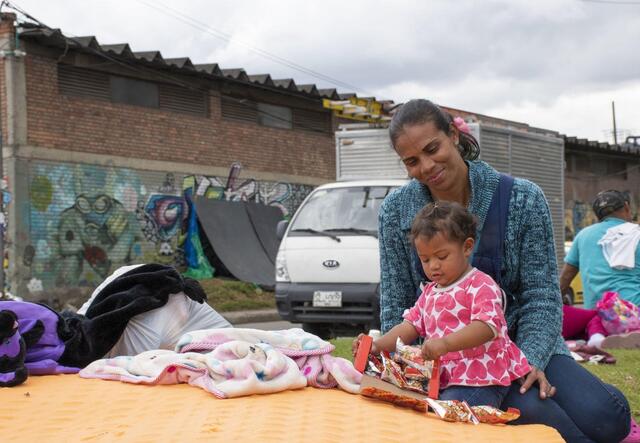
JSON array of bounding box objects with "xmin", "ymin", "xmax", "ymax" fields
[{"xmin": 414, "ymin": 233, "xmax": 473, "ymax": 287}]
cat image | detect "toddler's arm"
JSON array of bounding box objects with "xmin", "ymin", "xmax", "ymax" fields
[
  {"xmin": 422, "ymin": 320, "xmax": 494, "ymax": 360},
  {"xmin": 352, "ymin": 321, "xmax": 419, "ymax": 356}
]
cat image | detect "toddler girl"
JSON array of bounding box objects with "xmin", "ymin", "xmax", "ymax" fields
[{"xmin": 356, "ymin": 201, "xmax": 529, "ymax": 407}]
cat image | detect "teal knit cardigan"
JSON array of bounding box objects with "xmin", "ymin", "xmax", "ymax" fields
[{"xmin": 378, "ymin": 160, "xmax": 569, "ymax": 370}]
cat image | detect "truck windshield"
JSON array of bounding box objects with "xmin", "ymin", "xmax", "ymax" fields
[{"xmin": 290, "ymin": 186, "xmax": 394, "ymax": 235}]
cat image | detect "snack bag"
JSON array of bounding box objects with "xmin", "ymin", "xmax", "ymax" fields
[
  {"xmin": 360, "ymin": 386, "xmax": 428, "ymax": 413},
  {"xmin": 470, "ymin": 405, "xmax": 521, "ymax": 424},
  {"xmin": 379, "ymin": 351, "xmax": 407, "ymax": 389},
  {"xmin": 394, "ymin": 337, "xmax": 434, "ymax": 378},
  {"xmin": 596, "ymin": 291, "xmax": 640, "ymax": 335},
  {"xmin": 426, "ymin": 398, "xmax": 479, "ymax": 425},
  {"xmin": 366, "ymin": 354, "xmax": 384, "ymax": 376}
]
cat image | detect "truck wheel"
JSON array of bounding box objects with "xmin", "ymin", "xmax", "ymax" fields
[{"xmin": 302, "ymin": 323, "xmax": 332, "ymax": 340}]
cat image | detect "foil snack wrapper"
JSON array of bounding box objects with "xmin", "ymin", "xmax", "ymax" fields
[
  {"xmin": 379, "ymin": 351, "xmax": 407, "ymax": 389},
  {"xmin": 426, "ymin": 399, "xmax": 521, "ymax": 425},
  {"xmin": 470, "ymin": 405, "xmax": 521, "ymax": 424},
  {"xmin": 426, "ymin": 398, "xmax": 480, "ymax": 425},
  {"xmin": 394, "ymin": 337, "xmax": 434, "ymax": 378}
]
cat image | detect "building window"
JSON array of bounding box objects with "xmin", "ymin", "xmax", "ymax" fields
[
  {"xmin": 293, "ymin": 108, "xmax": 331, "ymax": 133},
  {"xmin": 58, "ymin": 64, "xmax": 110, "ymax": 100},
  {"xmin": 110, "ymin": 76, "xmax": 159, "ymax": 108},
  {"xmin": 257, "ymin": 103, "xmax": 292, "ymax": 129},
  {"xmin": 221, "ymin": 95, "xmax": 329, "ymax": 132},
  {"xmin": 159, "ymin": 83, "xmax": 208, "ymax": 117},
  {"xmin": 221, "ymin": 95, "xmax": 258, "ymax": 122},
  {"xmin": 58, "ymin": 64, "xmax": 208, "ymax": 117}
]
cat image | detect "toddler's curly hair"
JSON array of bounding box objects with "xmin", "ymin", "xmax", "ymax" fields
[{"xmin": 410, "ymin": 201, "xmax": 477, "ymax": 244}]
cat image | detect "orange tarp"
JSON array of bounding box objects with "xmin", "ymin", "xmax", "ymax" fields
[{"xmin": 1, "ymin": 375, "xmax": 562, "ymax": 442}]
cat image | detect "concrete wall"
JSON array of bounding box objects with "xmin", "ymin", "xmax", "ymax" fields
[{"xmin": 17, "ymin": 156, "xmax": 313, "ymax": 299}]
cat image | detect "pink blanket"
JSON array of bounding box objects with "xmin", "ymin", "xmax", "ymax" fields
[{"xmin": 80, "ymin": 328, "xmax": 362, "ymax": 398}]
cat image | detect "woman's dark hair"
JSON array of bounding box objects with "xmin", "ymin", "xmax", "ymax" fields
[
  {"xmin": 410, "ymin": 201, "xmax": 477, "ymax": 244},
  {"xmin": 389, "ymin": 99, "xmax": 480, "ymax": 161}
]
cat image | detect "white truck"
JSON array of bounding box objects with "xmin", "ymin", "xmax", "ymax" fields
[{"xmin": 275, "ymin": 122, "xmax": 564, "ymax": 338}]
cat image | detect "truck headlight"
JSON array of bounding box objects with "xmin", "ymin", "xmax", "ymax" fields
[{"xmin": 276, "ymin": 251, "xmax": 290, "ymax": 282}]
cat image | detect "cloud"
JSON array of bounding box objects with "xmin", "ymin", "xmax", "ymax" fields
[{"xmin": 11, "ymin": 0, "xmax": 640, "ymax": 140}]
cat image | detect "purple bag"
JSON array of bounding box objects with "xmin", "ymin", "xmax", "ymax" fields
[{"xmin": 596, "ymin": 291, "xmax": 640, "ymax": 335}]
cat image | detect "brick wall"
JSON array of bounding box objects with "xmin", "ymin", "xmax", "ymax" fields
[
  {"xmin": 24, "ymin": 53, "xmax": 336, "ymax": 180},
  {"xmin": 9, "ymin": 48, "xmax": 335, "ymax": 297}
]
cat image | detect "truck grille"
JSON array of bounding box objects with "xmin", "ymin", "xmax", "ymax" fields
[{"xmin": 289, "ymin": 300, "xmax": 373, "ymax": 323}]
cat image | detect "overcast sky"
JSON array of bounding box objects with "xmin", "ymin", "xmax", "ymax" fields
[{"xmin": 8, "ymin": 0, "xmax": 640, "ymax": 142}]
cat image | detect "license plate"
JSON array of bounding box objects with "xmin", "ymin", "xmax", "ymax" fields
[{"xmin": 312, "ymin": 291, "xmax": 342, "ymax": 307}]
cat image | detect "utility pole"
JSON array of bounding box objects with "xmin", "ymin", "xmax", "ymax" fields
[{"xmin": 612, "ymin": 101, "xmax": 618, "ymax": 145}]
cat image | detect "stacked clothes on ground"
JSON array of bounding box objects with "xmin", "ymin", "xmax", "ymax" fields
[{"xmin": 0, "ymin": 264, "xmax": 207, "ymax": 382}]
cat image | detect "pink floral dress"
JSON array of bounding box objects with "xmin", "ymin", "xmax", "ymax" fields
[{"xmin": 403, "ymin": 268, "xmax": 530, "ymax": 388}]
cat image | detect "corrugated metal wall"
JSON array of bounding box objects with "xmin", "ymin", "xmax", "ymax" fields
[
  {"xmin": 479, "ymin": 126, "xmax": 565, "ymax": 267},
  {"xmin": 336, "ymin": 127, "xmax": 408, "ymax": 181}
]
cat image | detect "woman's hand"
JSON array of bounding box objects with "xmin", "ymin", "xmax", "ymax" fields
[
  {"xmin": 421, "ymin": 338, "xmax": 448, "ymax": 360},
  {"xmin": 519, "ymin": 366, "xmax": 557, "ymax": 399},
  {"xmin": 351, "ymin": 333, "xmax": 379, "ymax": 358}
]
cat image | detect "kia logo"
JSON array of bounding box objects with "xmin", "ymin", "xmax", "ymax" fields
[{"xmin": 322, "ymin": 259, "xmax": 340, "ymax": 268}]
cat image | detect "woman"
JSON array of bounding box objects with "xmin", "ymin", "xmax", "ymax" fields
[{"xmin": 378, "ymin": 99, "xmax": 631, "ymax": 442}]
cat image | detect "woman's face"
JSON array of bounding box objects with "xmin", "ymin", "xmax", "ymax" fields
[{"xmin": 394, "ymin": 121, "xmax": 467, "ymax": 193}]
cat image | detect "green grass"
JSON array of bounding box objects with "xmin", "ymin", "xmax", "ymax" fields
[
  {"xmin": 331, "ymin": 336, "xmax": 354, "ymax": 360},
  {"xmin": 198, "ymin": 278, "xmax": 275, "ymax": 312},
  {"xmin": 330, "ymin": 337, "xmax": 639, "ymax": 418}
]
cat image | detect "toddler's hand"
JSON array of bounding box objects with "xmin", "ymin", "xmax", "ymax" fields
[
  {"xmin": 351, "ymin": 333, "xmax": 379, "ymax": 358},
  {"xmin": 421, "ymin": 338, "xmax": 448, "ymax": 360}
]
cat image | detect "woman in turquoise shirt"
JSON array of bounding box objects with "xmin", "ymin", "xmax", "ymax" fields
[{"xmin": 379, "ymin": 99, "xmax": 631, "ymax": 442}]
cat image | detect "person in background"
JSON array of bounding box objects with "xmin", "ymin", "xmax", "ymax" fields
[
  {"xmin": 560, "ymin": 190, "xmax": 640, "ymax": 349},
  {"xmin": 378, "ymin": 99, "xmax": 631, "ymax": 442}
]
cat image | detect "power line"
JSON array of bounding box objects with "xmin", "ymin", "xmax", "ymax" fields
[
  {"xmin": 134, "ymin": 0, "xmax": 383, "ymax": 99},
  {"xmin": 2, "ymin": 1, "xmax": 334, "ymax": 134}
]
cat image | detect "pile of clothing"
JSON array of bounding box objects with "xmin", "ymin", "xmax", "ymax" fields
[{"xmin": 0, "ymin": 264, "xmax": 208, "ymax": 384}]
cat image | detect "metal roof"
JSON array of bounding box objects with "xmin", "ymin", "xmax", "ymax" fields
[
  {"xmin": 16, "ymin": 23, "xmax": 358, "ymax": 102},
  {"xmin": 18, "ymin": 21, "xmax": 634, "ymax": 152},
  {"xmin": 563, "ymin": 135, "xmax": 640, "ymax": 155}
]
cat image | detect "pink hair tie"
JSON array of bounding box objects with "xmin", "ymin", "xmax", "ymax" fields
[{"xmin": 453, "ymin": 116, "xmax": 471, "ymax": 135}]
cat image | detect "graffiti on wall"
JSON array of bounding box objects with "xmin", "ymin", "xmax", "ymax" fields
[
  {"xmin": 183, "ymin": 162, "xmax": 313, "ymax": 217},
  {"xmin": 22, "ymin": 161, "xmax": 312, "ymax": 292},
  {"xmin": 136, "ymin": 194, "xmax": 187, "ymax": 257},
  {"xmin": 27, "ymin": 164, "xmax": 186, "ymax": 290}
]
